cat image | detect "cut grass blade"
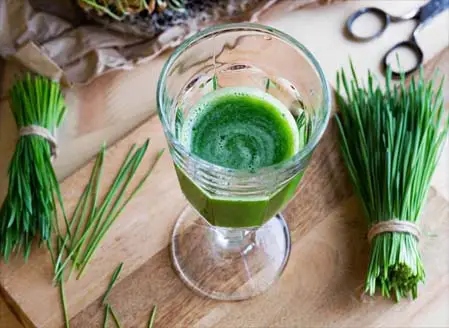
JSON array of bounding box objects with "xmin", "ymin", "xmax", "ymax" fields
[
  {"xmin": 103, "ymin": 304, "xmax": 111, "ymax": 328},
  {"xmin": 148, "ymin": 304, "xmax": 157, "ymax": 328},
  {"xmin": 109, "ymin": 305, "xmax": 123, "ymax": 328},
  {"xmin": 54, "ymin": 142, "xmax": 164, "ymax": 281},
  {"xmin": 77, "ymin": 148, "xmax": 164, "ymax": 278},
  {"xmin": 56, "ymin": 237, "xmax": 70, "ymax": 328},
  {"xmin": 53, "ymin": 144, "xmax": 143, "ymax": 278},
  {"xmin": 102, "ymin": 263, "xmax": 124, "ymax": 304}
]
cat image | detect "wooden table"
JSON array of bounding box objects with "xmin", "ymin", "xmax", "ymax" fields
[{"xmin": 1, "ymin": 1, "xmax": 448, "ymax": 327}]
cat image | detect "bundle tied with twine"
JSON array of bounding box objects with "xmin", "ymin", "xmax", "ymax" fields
[
  {"xmin": 0, "ymin": 74, "xmax": 66, "ymax": 262},
  {"xmin": 336, "ymin": 63, "xmax": 449, "ymax": 301}
]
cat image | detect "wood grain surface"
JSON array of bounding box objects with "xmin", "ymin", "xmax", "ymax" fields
[
  {"xmin": 1, "ymin": 1, "xmax": 448, "ymax": 327},
  {"xmin": 1, "ymin": 46, "xmax": 448, "ymax": 327}
]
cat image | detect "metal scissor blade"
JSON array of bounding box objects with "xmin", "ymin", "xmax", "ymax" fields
[{"xmin": 417, "ymin": 0, "xmax": 449, "ymax": 25}]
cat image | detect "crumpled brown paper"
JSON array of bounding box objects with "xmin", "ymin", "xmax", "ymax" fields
[{"xmin": 0, "ymin": 0, "xmax": 337, "ymax": 86}]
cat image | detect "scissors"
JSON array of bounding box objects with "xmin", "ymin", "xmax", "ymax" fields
[{"xmin": 346, "ymin": 0, "xmax": 449, "ymax": 77}]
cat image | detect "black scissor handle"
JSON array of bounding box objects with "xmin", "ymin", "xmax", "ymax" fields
[
  {"xmin": 382, "ymin": 40, "xmax": 424, "ymax": 78},
  {"xmin": 346, "ymin": 7, "xmax": 391, "ymax": 41}
]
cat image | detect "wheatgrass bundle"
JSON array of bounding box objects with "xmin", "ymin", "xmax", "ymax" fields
[
  {"xmin": 0, "ymin": 74, "xmax": 66, "ymax": 261},
  {"xmin": 336, "ymin": 64, "xmax": 448, "ymax": 301}
]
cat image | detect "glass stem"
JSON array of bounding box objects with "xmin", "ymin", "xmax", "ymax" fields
[{"xmin": 211, "ymin": 227, "xmax": 257, "ymax": 257}]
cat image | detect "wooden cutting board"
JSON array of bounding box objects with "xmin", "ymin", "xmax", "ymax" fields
[{"xmin": 1, "ymin": 48, "xmax": 449, "ymax": 328}]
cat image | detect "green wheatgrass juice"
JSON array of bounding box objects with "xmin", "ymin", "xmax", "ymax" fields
[{"xmin": 176, "ymin": 87, "xmax": 305, "ymax": 228}]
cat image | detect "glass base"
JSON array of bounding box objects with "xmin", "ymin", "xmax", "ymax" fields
[{"xmin": 171, "ymin": 205, "xmax": 291, "ymax": 301}]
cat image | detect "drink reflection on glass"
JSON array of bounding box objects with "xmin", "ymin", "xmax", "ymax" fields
[{"xmin": 157, "ymin": 23, "xmax": 331, "ymax": 301}]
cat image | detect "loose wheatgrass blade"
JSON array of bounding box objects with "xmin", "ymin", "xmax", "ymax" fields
[
  {"xmin": 54, "ymin": 142, "xmax": 164, "ymax": 280},
  {"xmin": 77, "ymin": 148, "xmax": 164, "ymax": 278},
  {"xmin": 85, "ymin": 142, "xmax": 144, "ymax": 246},
  {"xmin": 103, "ymin": 304, "xmax": 111, "ymax": 328},
  {"xmin": 102, "ymin": 264, "xmax": 124, "ymax": 327},
  {"xmin": 0, "ymin": 74, "xmax": 66, "ymax": 262},
  {"xmin": 55, "ymin": 148, "xmax": 105, "ymax": 280},
  {"xmin": 109, "ymin": 305, "xmax": 123, "ymax": 328},
  {"xmin": 148, "ymin": 304, "xmax": 157, "ymax": 328},
  {"xmin": 53, "ymin": 148, "xmax": 105, "ymax": 282},
  {"xmin": 67, "ymin": 147, "xmax": 105, "ymax": 280},
  {"xmin": 75, "ymin": 142, "xmax": 151, "ymax": 276},
  {"xmin": 57, "ymin": 237, "xmax": 70, "ymax": 328},
  {"xmin": 71, "ymin": 147, "xmax": 105, "ymax": 250},
  {"xmin": 102, "ymin": 262, "xmax": 124, "ymax": 304},
  {"xmin": 68, "ymin": 144, "xmax": 139, "ymax": 272},
  {"xmin": 336, "ymin": 63, "xmax": 449, "ymax": 301},
  {"xmin": 53, "ymin": 144, "xmax": 141, "ymax": 278}
]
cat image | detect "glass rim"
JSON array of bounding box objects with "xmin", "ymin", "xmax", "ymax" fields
[{"xmin": 157, "ymin": 22, "xmax": 331, "ymax": 175}]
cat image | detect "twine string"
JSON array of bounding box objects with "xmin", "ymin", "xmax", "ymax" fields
[
  {"xmin": 367, "ymin": 219, "xmax": 421, "ymax": 243},
  {"xmin": 19, "ymin": 125, "xmax": 58, "ymax": 159}
]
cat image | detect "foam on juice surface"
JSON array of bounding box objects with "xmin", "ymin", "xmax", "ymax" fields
[{"xmin": 180, "ymin": 87, "xmax": 300, "ymax": 170}]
